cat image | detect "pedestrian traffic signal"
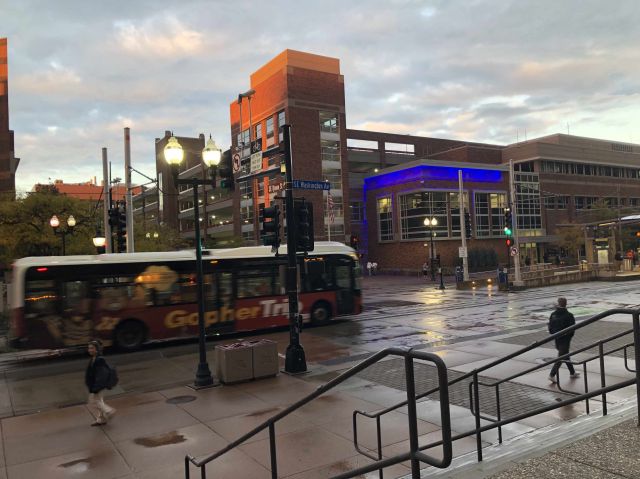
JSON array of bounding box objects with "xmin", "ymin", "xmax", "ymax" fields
[
  {"xmin": 294, "ymin": 198, "xmax": 314, "ymax": 252},
  {"xmin": 503, "ymin": 207, "xmax": 513, "ymax": 236},
  {"xmin": 464, "ymin": 210, "xmax": 472, "ymax": 239},
  {"xmin": 262, "ymin": 204, "xmax": 281, "ymax": 252}
]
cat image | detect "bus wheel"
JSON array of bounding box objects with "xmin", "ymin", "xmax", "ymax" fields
[
  {"xmin": 114, "ymin": 320, "xmax": 146, "ymax": 351},
  {"xmin": 310, "ymin": 302, "xmax": 332, "ymax": 326}
]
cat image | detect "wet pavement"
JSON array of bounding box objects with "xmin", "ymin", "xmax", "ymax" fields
[{"xmin": 0, "ymin": 276, "xmax": 638, "ymax": 477}]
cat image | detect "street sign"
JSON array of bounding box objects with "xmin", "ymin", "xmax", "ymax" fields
[
  {"xmin": 250, "ymin": 151, "xmax": 262, "ymax": 173},
  {"xmin": 292, "ymin": 180, "xmax": 331, "ymax": 191},
  {"xmin": 510, "ymin": 246, "xmax": 519, "ymax": 256},
  {"xmin": 458, "ymin": 246, "xmax": 467, "ymax": 258},
  {"xmin": 232, "ymin": 153, "xmax": 241, "ymax": 173}
]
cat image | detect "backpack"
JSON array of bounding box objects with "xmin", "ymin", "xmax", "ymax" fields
[{"xmin": 106, "ymin": 363, "xmax": 119, "ymax": 389}]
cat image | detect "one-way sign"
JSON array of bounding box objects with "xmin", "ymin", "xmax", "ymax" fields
[{"xmin": 292, "ymin": 180, "xmax": 331, "ymax": 191}]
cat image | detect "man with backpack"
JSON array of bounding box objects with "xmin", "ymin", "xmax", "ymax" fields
[
  {"xmin": 85, "ymin": 340, "xmax": 117, "ymax": 426},
  {"xmin": 548, "ymin": 297, "xmax": 580, "ymax": 383}
]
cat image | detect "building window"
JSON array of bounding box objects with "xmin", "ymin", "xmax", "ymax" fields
[
  {"xmin": 319, "ymin": 111, "xmax": 339, "ymax": 133},
  {"xmin": 474, "ymin": 192, "xmax": 507, "ymax": 237},
  {"xmin": 255, "ymin": 123, "xmax": 262, "ymax": 143},
  {"xmin": 515, "ymin": 173, "xmax": 542, "ymax": 231},
  {"xmin": 575, "ymin": 196, "xmax": 597, "ymax": 210},
  {"xmin": 378, "ymin": 196, "xmax": 393, "ymax": 241},
  {"xmin": 350, "ymin": 201, "xmax": 364, "ymax": 222},
  {"xmin": 179, "ymin": 200, "xmax": 194, "ymax": 212},
  {"xmin": 239, "ymin": 181, "xmax": 252, "ymax": 200},
  {"xmin": 278, "ymin": 110, "xmax": 285, "ymax": 142},
  {"xmin": 266, "ymin": 117, "xmax": 275, "ymax": 146},
  {"xmin": 449, "ymin": 192, "xmax": 470, "ymax": 237},
  {"xmin": 399, "ymin": 191, "xmax": 448, "ymax": 240}
]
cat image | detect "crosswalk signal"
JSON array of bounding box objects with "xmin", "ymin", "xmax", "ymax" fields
[
  {"xmin": 503, "ymin": 207, "xmax": 513, "ymax": 236},
  {"xmin": 262, "ymin": 204, "xmax": 281, "ymax": 252},
  {"xmin": 294, "ymin": 198, "xmax": 314, "ymax": 252},
  {"xmin": 464, "ymin": 210, "xmax": 472, "ymax": 239}
]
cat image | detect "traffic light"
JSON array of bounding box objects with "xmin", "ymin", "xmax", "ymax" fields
[
  {"xmin": 218, "ymin": 152, "xmax": 235, "ymax": 191},
  {"xmin": 262, "ymin": 204, "xmax": 281, "ymax": 252},
  {"xmin": 503, "ymin": 207, "xmax": 513, "ymax": 236},
  {"xmin": 294, "ymin": 198, "xmax": 314, "ymax": 252},
  {"xmin": 116, "ymin": 203, "xmax": 127, "ymax": 253},
  {"xmin": 108, "ymin": 207, "xmax": 119, "ymax": 229},
  {"xmin": 350, "ymin": 235, "xmax": 359, "ymax": 251},
  {"xmin": 506, "ymin": 238, "xmax": 513, "ymax": 247},
  {"xmin": 464, "ymin": 210, "xmax": 472, "ymax": 239}
]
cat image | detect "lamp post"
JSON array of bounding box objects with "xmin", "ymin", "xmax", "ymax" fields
[
  {"xmin": 164, "ymin": 133, "xmax": 221, "ymax": 389},
  {"xmin": 50, "ymin": 214, "xmax": 76, "ymax": 255},
  {"xmin": 424, "ymin": 217, "xmax": 438, "ymax": 281},
  {"xmin": 92, "ymin": 230, "xmax": 106, "ymax": 254}
]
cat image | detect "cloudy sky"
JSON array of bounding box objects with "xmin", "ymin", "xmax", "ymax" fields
[{"xmin": 3, "ymin": 0, "xmax": 640, "ymax": 193}]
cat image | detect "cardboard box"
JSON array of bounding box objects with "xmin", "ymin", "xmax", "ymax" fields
[
  {"xmin": 248, "ymin": 339, "xmax": 279, "ymax": 379},
  {"xmin": 214, "ymin": 342, "xmax": 253, "ymax": 384}
]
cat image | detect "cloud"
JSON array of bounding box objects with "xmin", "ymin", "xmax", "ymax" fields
[
  {"xmin": 114, "ymin": 14, "xmax": 204, "ymax": 57},
  {"xmin": 3, "ymin": 0, "xmax": 640, "ymax": 193}
]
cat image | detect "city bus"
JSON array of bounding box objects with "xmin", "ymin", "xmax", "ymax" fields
[{"xmin": 9, "ymin": 242, "xmax": 362, "ymax": 351}]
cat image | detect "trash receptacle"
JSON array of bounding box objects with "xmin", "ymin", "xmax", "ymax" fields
[{"xmin": 215, "ymin": 342, "xmax": 253, "ymax": 384}]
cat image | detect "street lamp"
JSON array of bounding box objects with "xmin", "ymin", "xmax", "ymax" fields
[
  {"xmin": 92, "ymin": 230, "xmax": 106, "ymax": 254},
  {"xmin": 50, "ymin": 214, "xmax": 76, "ymax": 255},
  {"xmin": 424, "ymin": 217, "xmax": 438, "ymax": 281},
  {"xmin": 164, "ymin": 133, "xmax": 221, "ymax": 389}
]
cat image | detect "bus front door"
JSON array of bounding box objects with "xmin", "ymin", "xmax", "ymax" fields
[{"xmin": 335, "ymin": 262, "xmax": 354, "ymax": 314}]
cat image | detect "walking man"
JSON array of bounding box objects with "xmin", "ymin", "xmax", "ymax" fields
[
  {"xmin": 86, "ymin": 340, "xmax": 116, "ymax": 426},
  {"xmin": 548, "ymin": 297, "xmax": 580, "ymax": 383}
]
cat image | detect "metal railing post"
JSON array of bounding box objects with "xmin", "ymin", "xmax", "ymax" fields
[
  {"xmin": 633, "ymin": 312, "xmax": 640, "ymax": 425},
  {"xmin": 473, "ymin": 371, "xmax": 482, "ymax": 461},
  {"xmin": 598, "ymin": 342, "xmax": 607, "ymax": 416},
  {"xmin": 404, "ymin": 354, "xmax": 421, "ymax": 478},
  {"xmin": 495, "ymin": 384, "xmax": 502, "ymax": 444},
  {"xmin": 376, "ymin": 416, "xmax": 384, "ymax": 479},
  {"xmin": 583, "ymin": 363, "xmax": 590, "ymax": 414},
  {"xmin": 185, "ymin": 457, "xmax": 190, "ymax": 479},
  {"xmin": 269, "ymin": 423, "xmax": 278, "ymax": 478}
]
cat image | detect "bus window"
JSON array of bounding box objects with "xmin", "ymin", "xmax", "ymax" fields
[
  {"xmin": 237, "ymin": 266, "xmax": 280, "ymax": 298},
  {"xmin": 62, "ymin": 281, "xmax": 91, "ymax": 315},
  {"xmin": 24, "ymin": 280, "xmax": 58, "ymax": 317},
  {"xmin": 335, "ymin": 264, "xmax": 351, "ymax": 289},
  {"xmin": 303, "ymin": 258, "xmax": 333, "ymax": 292}
]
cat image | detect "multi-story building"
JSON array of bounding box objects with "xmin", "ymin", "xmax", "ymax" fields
[
  {"xmin": 0, "ymin": 38, "xmax": 19, "ymax": 195},
  {"xmin": 229, "ymin": 49, "xmax": 350, "ymax": 245},
  {"xmin": 133, "ymin": 132, "xmax": 234, "ymax": 246},
  {"xmin": 33, "ymin": 178, "xmax": 136, "ymax": 202},
  {"xmin": 136, "ymin": 49, "xmax": 640, "ymax": 270}
]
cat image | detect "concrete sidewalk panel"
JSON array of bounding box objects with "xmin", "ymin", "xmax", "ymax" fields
[
  {"xmin": 101, "ymin": 400, "xmax": 200, "ymax": 443},
  {"xmin": 208, "ymin": 407, "xmax": 308, "ymax": 444},
  {"xmin": 294, "ymin": 392, "xmax": 387, "ymax": 426},
  {"xmin": 115, "ymin": 423, "xmax": 227, "ymax": 472},
  {"xmin": 239, "ymin": 426, "xmax": 357, "ymax": 477},
  {"xmin": 8, "ymin": 372, "xmax": 85, "ymax": 415},
  {"xmin": 487, "ymin": 453, "xmax": 622, "ymax": 479},
  {"xmin": 232, "ymin": 379, "xmax": 320, "ymax": 408},
  {"xmin": 284, "ymin": 453, "xmax": 411, "ymax": 479},
  {"xmin": 321, "ymin": 409, "xmax": 440, "ymax": 450},
  {"xmin": 160, "ymin": 385, "xmax": 269, "ymax": 423},
  {"xmin": 5, "ymin": 444, "xmax": 129, "ymax": 479}
]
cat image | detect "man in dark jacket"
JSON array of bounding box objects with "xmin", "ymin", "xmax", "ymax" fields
[
  {"xmin": 86, "ymin": 340, "xmax": 116, "ymax": 425},
  {"xmin": 548, "ymin": 297, "xmax": 580, "ymax": 383}
]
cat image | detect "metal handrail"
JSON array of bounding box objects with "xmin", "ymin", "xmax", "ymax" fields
[
  {"xmin": 353, "ymin": 308, "xmax": 640, "ymax": 466},
  {"xmin": 184, "ymin": 347, "xmax": 453, "ymax": 479}
]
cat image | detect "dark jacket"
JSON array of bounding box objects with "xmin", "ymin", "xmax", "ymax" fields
[
  {"xmin": 85, "ymin": 356, "xmax": 110, "ymax": 394},
  {"xmin": 548, "ymin": 307, "xmax": 576, "ymax": 344}
]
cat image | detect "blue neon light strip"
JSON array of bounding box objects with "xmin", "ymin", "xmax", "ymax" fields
[{"xmin": 364, "ymin": 165, "xmax": 503, "ymax": 190}]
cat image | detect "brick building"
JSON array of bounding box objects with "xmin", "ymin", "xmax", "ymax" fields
[
  {"xmin": 229, "ymin": 49, "xmax": 350, "ymax": 244},
  {"xmin": 33, "ymin": 178, "xmax": 137, "ymax": 202},
  {"xmin": 0, "ymin": 38, "xmax": 19, "ymax": 195}
]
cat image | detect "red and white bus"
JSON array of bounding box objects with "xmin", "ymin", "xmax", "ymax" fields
[{"xmin": 9, "ymin": 242, "xmax": 362, "ymax": 351}]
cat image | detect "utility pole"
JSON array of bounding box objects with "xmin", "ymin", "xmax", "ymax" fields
[
  {"xmin": 124, "ymin": 127, "xmax": 134, "ymax": 252},
  {"xmin": 509, "ymin": 160, "xmax": 523, "ymax": 286},
  {"xmin": 283, "ymin": 124, "xmax": 307, "ymax": 374},
  {"xmin": 102, "ymin": 148, "xmax": 111, "ymax": 253},
  {"xmin": 458, "ymin": 170, "xmax": 469, "ymax": 281}
]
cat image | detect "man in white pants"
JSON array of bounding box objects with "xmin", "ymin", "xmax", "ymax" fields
[{"xmin": 85, "ymin": 340, "xmax": 116, "ymax": 425}]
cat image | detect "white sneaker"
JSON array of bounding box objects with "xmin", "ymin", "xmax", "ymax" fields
[
  {"xmin": 548, "ymin": 375, "xmax": 557, "ymax": 383},
  {"xmin": 570, "ymin": 372, "xmax": 581, "ymax": 379}
]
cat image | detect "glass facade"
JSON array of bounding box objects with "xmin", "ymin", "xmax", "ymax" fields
[
  {"xmin": 378, "ymin": 196, "xmax": 393, "ymax": 241},
  {"xmin": 515, "ymin": 173, "xmax": 542, "ymax": 232},
  {"xmin": 399, "ymin": 191, "xmax": 448, "ymax": 240}
]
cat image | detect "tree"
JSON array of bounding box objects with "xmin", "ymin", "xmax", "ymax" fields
[
  {"xmin": 556, "ymin": 224, "xmax": 584, "ymax": 263},
  {"xmin": 0, "ymin": 191, "xmax": 97, "ymax": 267},
  {"xmin": 133, "ymin": 219, "xmax": 189, "ymax": 252}
]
